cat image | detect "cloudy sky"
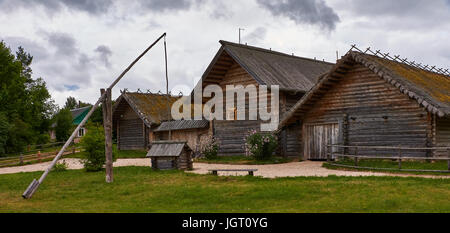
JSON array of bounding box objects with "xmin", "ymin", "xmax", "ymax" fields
[{"xmin": 1, "ymin": 0, "xmax": 449, "ymax": 107}]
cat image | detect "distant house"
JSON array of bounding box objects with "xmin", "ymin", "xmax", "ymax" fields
[
  {"xmin": 50, "ymin": 106, "xmax": 91, "ymax": 142},
  {"xmin": 190, "ymin": 40, "xmax": 334, "ymax": 156},
  {"xmin": 112, "ymin": 91, "xmax": 180, "ymax": 150},
  {"xmin": 278, "ymin": 51, "xmax": 450, "ymax": 160}
]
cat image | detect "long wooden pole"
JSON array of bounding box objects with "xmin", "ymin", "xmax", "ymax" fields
[
  {"xmin": 102, "ymin": 88, "xmax": 113, "ymax": 183},
  {"xmin": 22, "ymin": 33, "xmax": 167, "ymax": 199}
]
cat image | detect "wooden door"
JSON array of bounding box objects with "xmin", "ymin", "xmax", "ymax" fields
[{"xmin": 304, "ymin": 123, "xmax": 339, "ymax": 160}]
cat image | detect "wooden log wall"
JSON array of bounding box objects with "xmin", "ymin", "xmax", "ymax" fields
[
  {"xmin": 154, "ymin": 128, "xmax": 211, "ymax": 153},
  {"xmin": 301, "ymin": 64, "xmax": 431, "ymax": 158},
  {"xmin": 115, "ymin": 102, "xmax": 146, "ymax": 150},
  {"xmin": 436, "ymin": 117, "xmax": 450, "ymax": 156},
  {"xmin": 214, "ymin": 120, "xmax": 261, "ymax": 156}
]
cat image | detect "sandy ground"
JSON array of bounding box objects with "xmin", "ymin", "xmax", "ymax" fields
[{"xmin": 0, "ymin": 158, "xmax": 447, "ymax": 179}]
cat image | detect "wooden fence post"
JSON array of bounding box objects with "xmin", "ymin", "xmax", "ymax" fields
[
  {"xmin": 354, "ymin": 147, "xmax": 358, "ymax": 166},
  {"xmin": 327, "ymin": 145, "xmax": 330, "ymax": 162},
  {"xmin": 398, "ymin": 149, "xmax": 402, "ymax": 170},
  {"xmin": 101, "ymin": 88, "xmax": 113, "ymax": 183},
  {"xmin": 37, "ymin": 151, "xmax": 41, "ymax": 163},
  {"xmin": 19, "ymin": 153, "xmax": 23, "ymax": 165}
]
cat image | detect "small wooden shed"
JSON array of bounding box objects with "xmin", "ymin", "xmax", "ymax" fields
[{"xmin": 146, "ymin": 141, "xmax": 193, "ymax": 170}]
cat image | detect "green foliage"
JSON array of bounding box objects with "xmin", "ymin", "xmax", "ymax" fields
[
  {"xmin": 80, "ymin": 124, "xmax": 116, "ymax": 172},
  {"xmin": 0, "ymin": 41, "xmax": 56, "ymax": 155},
  {"xmin": 64, "ymin": 96, "xmax": 91, "ymax": 110},
  {"xmin": 201, "ymin": 137, "xmax": 219, "ymax": 160},
  {"xmin": 52, "ymin": 160, "xmax": 68, "ymax": 172},
  {"xmin": 0, "ymin": 113, "xmax": 10, "ymax": 155},
  {"xmin": 64, "ymin": 97, "xmax": 78, "ymax": 110},
  {"xmin": 55, "ymin": 108, "xmax": 72, "ymax": 142},
  {"xmin": 36, "ymin": 133, "xmax": 50, "ymax": 145},
  {"xmin": 245, "ymin": 130, "xmax": 278, "ymax": 160}
]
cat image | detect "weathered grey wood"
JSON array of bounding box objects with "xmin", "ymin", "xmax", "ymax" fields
[{"xmin": 102, "ymin": 88, "xmax": 113, "ymax": 183}]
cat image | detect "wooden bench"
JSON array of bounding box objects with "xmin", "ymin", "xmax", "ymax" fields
[{"xmin": 208, "ymin": 169, "xmax": 258, "ymax": 176}]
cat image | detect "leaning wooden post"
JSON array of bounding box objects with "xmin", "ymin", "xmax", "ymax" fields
[
  {"xmin": 21, "ymin": 33, "xmax": 167, "ymax": 199},
  {"xmin": 102, "ymin": 88, "xmax": 113, "ymax": 183},
  {"xmin": 398, "ymin": 148, "xmax": 402, "ymax": 170}
]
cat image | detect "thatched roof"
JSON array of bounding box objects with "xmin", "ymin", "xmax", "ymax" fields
[
  {"xmin": 278, "ymin": 51, "xmax": 450, "ymax": 129},
  {"xmin": 146, "ymin": 141, "xmax": 190, "ymax": 157},
  {"xmin": 112, "ymin": 92, "xmax": 181, "ymax": 127},
  {"xmin": 154, "ymin": 120, "xmax": 209, "ymax": 132},
  {"xmin": 197, "ymin": 40, "xmax": 334, "ymax": 93}
]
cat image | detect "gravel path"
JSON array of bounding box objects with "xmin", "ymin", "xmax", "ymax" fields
[{"xmin": 0, "ymin": 158, "xmax": 447, "ymax": 179}]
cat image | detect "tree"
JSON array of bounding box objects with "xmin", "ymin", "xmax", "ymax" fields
[
  {"xmin": 0, "ymin": 41, "xmax": 56, "ymax": 154},
  {"xmin": 64, "ymin": 97, "xmax": 77, "ymax": 110},
  {"xmin": 64, "ymin": 96, "xmax": 91, "ymax": 110},
  {"xmin": 55, "ymin": 108, "xmax": 72, "ymax": 142},
  {"xmin": 80, "ymin": 123, "xmax": 116, "ymax": 172}
]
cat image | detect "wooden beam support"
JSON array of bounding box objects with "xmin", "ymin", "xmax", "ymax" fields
[{"xmin": 101, "ymin": 88, "xmax": 113, "ymax": 183}]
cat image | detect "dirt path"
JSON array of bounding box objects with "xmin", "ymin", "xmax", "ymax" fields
[{"xmin": 0, "ymin": 158, "xmax": 447, "ymax": 179}]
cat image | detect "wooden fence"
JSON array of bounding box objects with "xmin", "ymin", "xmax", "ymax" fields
[
  {"xmin": 0, "ymin": 146, "xmax": 82, "ymax": 167},
  {"xmin": 327, "ymin": 144, "xmax": 450, "ymax": 173}
]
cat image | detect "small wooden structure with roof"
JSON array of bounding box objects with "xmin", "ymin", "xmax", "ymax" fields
[
  {"xmin": 112, "ymin": 91, "xmax": 180, "ymax": 150},
  {"xmin": 146, "ymin": 141, "xmax": 193, "ymax": 170}
]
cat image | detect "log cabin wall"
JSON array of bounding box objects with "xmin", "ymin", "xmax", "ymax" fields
[
  {"xmin": 279, "ymin": 92, "xmax": 304, "ymax": 157},
  {"xmin": 114, "ymin": 101, "xmax": 146, "ymax": 150},
  {"xmin": 212, "ymin": 62, "xmax": 261, "ymax": 155},
  {"xmin": 436, "ymin": 117, "xmax": 450, "ymax": 156},
  {"xmin": 301, "ymin": 64, "xmax": 432, "ymax": 159},
  {"xmin": 154, "ymin": 128, "xmax": 211, "ymax": 152},
  {"xmin": 209, "ymin": 62, "xmax": 304, "ymax": 156}
]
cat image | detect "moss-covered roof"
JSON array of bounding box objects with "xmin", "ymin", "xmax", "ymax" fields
[
  {"xmin": 361, "ymin": 53, "xmax": 450, "ymax": 112},
  {"xmin": 113, "ymin": 92, "xmax": 181, "ymax": 126},
  {"xmin": 278, "ymin": 51, "xmax": 450, "ymax": 130}
]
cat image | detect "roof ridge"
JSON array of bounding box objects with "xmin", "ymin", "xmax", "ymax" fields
[
  {"xmin": 70, "ymin": 106, "xmax": 91, "ymax": 112},
  {"xmin": 348, "ymin": 50, "xmax": 450, "ymax": 78},
  {"xmin": 219, "ymin": 40, "xmax": 335, "ymax": 65}
]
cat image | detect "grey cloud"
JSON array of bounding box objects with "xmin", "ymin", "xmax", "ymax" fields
[
  {"xmin": 0, "ymin": 0, "xmax": 113, "ymax": 14},
  {"xmin": 243, "ymin": 27, "xmax": 267, "ymax": 44},
  {"xmin": 0, "ymin": 0, "xmax": 202, "ymax": 15},
  {"xmin": 340, "ymin": 0, "xmax": 447, "ymax": 16},
  {"xmin": 1, "ymin": 36, "xmax": 50, "ymax": 61},
  {"xmin": 45, "ymin": 32, "xmax": 77, "ymax": 56},
  {"xmin": 256, "ymin": 0, "xmax": 340, "ymax": 30},
  {"xmin": 95, "ymin": 45, "xmax": 113, "ymax": 67},
  {"xmin": 139, "ymin": 0, "xmax": 194, "ymax": 11}
]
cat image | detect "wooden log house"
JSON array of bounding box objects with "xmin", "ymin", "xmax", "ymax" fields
[
  {"xmin": 112, "ymin": 91, "xmax": 180, "ymax": 150},
  {"xmin": 194, "ymin": 40, "xmax": 334, "ymax": 156},
  {"xmin": 278, "ymin": 51, "xmax": 450, "ymax": 160}
]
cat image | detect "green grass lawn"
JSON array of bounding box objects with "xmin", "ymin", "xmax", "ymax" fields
[
  {"xmin": 1, "ymin": 166, "xmax": 449, "ymax": 213},
  {"xmin": 324, "ymin": 159, "xmax": 450, "ymax": 176},
  {"xmin": 65, "ymin": 144, "xmax": 147, "ymax": 159},
  {"xmin": 195, "ymin": 156, "xmax": 294, "ymax": 165}
]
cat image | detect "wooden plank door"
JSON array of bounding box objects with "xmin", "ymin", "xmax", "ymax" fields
[{"xmin": 304, "ymin": 123, "xmax": 339, "ymax": 160}]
